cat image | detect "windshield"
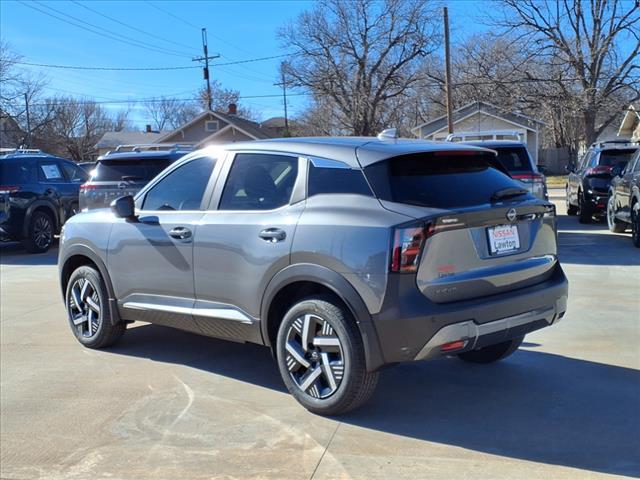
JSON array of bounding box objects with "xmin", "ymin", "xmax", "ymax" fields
[
  {"xmin": 598, "ymin": 149, "xmax": 636, "ymax": 168},
  {"xmin": 492, "ymin": 146, "xmax": 533, "ymax": 172},
  {"xmin": 92, "ymin": 158, "xmax": 171, "ymax": 182},
  {"xmin": 364, "ymin": 152, "xmax": 525, "ymax": 209}
]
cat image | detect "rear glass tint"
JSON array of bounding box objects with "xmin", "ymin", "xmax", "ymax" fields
[
  {"xmin": 598, "ymin": 149, "xmax": 636, "ymax": 168},
  {"xmin": 0, "ymin": 161, "xmax": 35, "ymax": 184},
  {"xmin": 92, "ymin": 158, "xmax": 171, "ymax": 182},
  {"xmin": 492, "ymin": 146, "xmax": 533, "ymax": 172},
  {"xmin": 364, "ymin": 152, "xmax": 523, "ymax": 209},
  {"xmin": 308, "ymin": 164, "xmax": 372, "ymax": 197}
]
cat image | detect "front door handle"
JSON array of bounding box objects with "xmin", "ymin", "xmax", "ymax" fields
[
  {"xmin": 169, "ymin": 226, "xmax": 192, "ymax": 240},
  {"xmin": 259, "ymin": 228, "xmax": 286, "ymax": 242}
]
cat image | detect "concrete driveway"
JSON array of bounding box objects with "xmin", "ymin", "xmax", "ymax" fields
[{"xmin": 1, "ymin": 196, "xmax": 639, "ymax": 480}]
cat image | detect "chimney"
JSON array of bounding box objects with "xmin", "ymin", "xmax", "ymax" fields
[
  {"xmin": 145, "ymin": 124, "xmax": 152, "ymax": 133},
  {"xmin": 228, "ymin": 103, "xmax": 237, "ymax": 115}
]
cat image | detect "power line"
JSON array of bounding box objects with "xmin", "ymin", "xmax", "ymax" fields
[
  {"xmin": 17, "ymin": 0, "xmax": 192, "ymax": 58},
  {"xmin": 143, "ymin": 0, "xmax": 201, "ymax": 30},
  {"xmin": 70, "ymin": 0, "xmax": 198, "ymax": 55}
]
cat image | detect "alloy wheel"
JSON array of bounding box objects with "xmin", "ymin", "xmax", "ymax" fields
[
  {"xmin": 67, "ymin": 278, "xmax": 101, "ymax": 338},
  {"xmin": 33, "ymin": 215, "xmax": 53, "ymax": 250},
  {"xmin": 284, "ymin": 313, "xmax": 345, "ymax": 399},
  {"xmin": 607, "ymin": 197, "xmax": 616, "ymax": 231},
  {"xmin": 633, "ymin": 206, "xmax": 640, "ymax": 245}
]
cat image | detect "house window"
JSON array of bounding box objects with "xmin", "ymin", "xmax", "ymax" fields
[{"xmin": 205, "ymin": 120, "xmax": 219, "ymax": 132}]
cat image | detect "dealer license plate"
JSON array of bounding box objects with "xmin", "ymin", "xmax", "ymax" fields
[{"xmin": 487, "ymin": 225, "xmax": 520, "ymax": 255}]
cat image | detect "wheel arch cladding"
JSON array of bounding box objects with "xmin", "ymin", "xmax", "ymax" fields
[
  {"xmin": 260, "ymin": 263, "xmax": 385, "ymax": 371},
  {"xmin": 60, "ymin": 245, "xmax": 122, "ymax": 325}
]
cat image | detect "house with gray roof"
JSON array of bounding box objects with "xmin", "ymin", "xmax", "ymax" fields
[{"xmin": 94, "ymin": 128, "xmax": 166, "ymax": 157}]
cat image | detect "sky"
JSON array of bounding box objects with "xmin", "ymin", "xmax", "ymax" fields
[{"xmin": 0, "ymin": 0, "xmax": 486, "ymax": 128}]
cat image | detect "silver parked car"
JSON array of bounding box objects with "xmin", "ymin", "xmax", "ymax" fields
[
  {"xmin": 79, "ymin": 144, "xmax": 192, "ymax": 211},
  {"xmin": 59, "ymin": 136, "xmax": 568, "ymax": 415}
]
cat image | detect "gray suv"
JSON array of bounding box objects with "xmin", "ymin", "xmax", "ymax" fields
[{"xmin": 58, "ymin": 137, "xmax": 568, "ymax": 415}]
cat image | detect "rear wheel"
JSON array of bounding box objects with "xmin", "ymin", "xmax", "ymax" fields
[
  {"xmin": 23, "ymin": 210, "xmax": 54, "ymax": 253},
  {"xmin": 607, "ymin": 196, "xmax": 626, "ymax": 233},
  {"xmin": 65, "ymin": 266, "xmax": 126, "ymax": 349},
  {"xmin": 457, "ymin": 336, "xmax": 524, "ymax": 364},
  {"xmin": 632, "ymin": 203, "xmax": 640, "ymax": 248},
  {"xmin": 566, "ymin": 187, "xmax": 578, "ymax": 215},
  {"xmin": 276, "ymin": 296, "xmax": 378, "ymax": 415},
  {"xmin": 578, "ymin": 192, "xmax": 592, "ymax": 224}
]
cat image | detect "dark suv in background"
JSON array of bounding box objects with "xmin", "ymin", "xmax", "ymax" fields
[
  {"xmin": 1, "ymin": 151, "xmax": 88, "ymax": 253},
  {"xmin": 608, "ymin": 149, "xmax": 640, "ymax": 247},
  {"xmin": 59, "ymin": 136, "xmax": 568, "ymax": 415},
  {"xmin": 79, "ymin": 144, "xmax": 192, "ymax": 211},
  {"xmin": 567, "ymin": 141, "xmax": 638, "ymax": 223}
]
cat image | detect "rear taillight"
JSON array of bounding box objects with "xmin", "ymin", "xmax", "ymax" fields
[
  {"xmin": 585, "ymin": 165, "xmax": 613, "ymax": 176},
  {"xmin": 390, "ymin": 223, "xmax": 433, "ymax": 273},
  {"xmin": 511, "ymin": 173, "xmax": 545, "ymax": 184},
  {"xmin": 0, "ymin": 185, "xmax": 20, "ymax": 194},
  {"xmin": 79, "ymin": 184, "xmax": 97, "ymax": 191}
]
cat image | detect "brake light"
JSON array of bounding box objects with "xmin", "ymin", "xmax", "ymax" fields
[
  {"xmin": 79, "ymin": 184, "xmax": 97, "ymax": 191},
  {"xmin": 0, "ymin": 185, "xmax": 20, "ymax": 194},
  {"xmin": 511, "ymin": 173, "xmax": 544, "ymax": 184},
  {"xmin": 390, "ymin": 223, "xmax": 433, "ymax": 273},
  {"xmin": 585, "ymin": 165, "xmax": 613, "ymax": 176}
]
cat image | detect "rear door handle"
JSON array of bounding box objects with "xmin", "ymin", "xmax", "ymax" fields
[
  {"xmin": 259, "ymin": 228, "xmax": 286, "ymax": 242},
  {"xmin": 169, "ymin": 227, "xmax": 192, "ymax": 240}
]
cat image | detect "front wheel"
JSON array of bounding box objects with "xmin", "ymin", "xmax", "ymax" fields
[
  {"xmin": 607, "ymin": 196, "xmax": 626, "ymax": 233},
  {"xmin": 566, "ymin": 187, "xmax": 578, "ymax": 215},
  {"xmin": 23, "ymin": 210, "xmax": 54, "ymax": 253},
  {"xmin": 632, "ymin": 203, "xmax": 640, "ymax": 248},
  {"xmin": 457, "ymin": 336, "xmax": 524, "ymax": 364},
  {"xmin": 578, "ymin": 192, "xmax": 592, "ymax": 224},
  {"xmin": 65, "ymin": 265, "xmax": 126, "ymax": 349},
  {"xmin": 276, "ymin": 296, "xmax": 378, "ymax": 415}
]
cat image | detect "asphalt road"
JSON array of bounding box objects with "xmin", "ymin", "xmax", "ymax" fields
[{"xmin": 1, "ymin": 195, "xmax": 639, "ymax": 480}]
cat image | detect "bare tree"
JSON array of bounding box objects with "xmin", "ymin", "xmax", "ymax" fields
[
  {"xmin": 196, "ymin": 81, "xmax": 255, "ymax": 119},
  {"xmin": 490, "ymin": 0, "xmax": 639, "ymax": 145},
  {"xmin": 279, "ymin": 0, "xmax": 441, "ymax": 136}
]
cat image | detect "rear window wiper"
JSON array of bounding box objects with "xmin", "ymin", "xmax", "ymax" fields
[{"xmin": 491, "ymin": 187, "xmax": 529, "ymax": 202}]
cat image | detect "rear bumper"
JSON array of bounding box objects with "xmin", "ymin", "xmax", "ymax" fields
[{"xmin": 370, "ymin": 265, "xmax": 568, "ymax": 364}]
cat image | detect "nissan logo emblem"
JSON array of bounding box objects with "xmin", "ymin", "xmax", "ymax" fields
[{"xmin": 506, "ymin": 208, "xmax": 517, "ymax": 222}]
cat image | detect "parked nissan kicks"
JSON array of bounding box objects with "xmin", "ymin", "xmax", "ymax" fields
[
  {"xmin": 1, "ymin": 151, "xmax": 88, "ymax": 253},
  {"xmin": 607, "ymin": 148, "xmax": 640, "ymax": 247},
  {"xmin": 79, "ymin": 144, "xmax": 192, "ymax": 211},
  {"xmin": 58, "ymin": 136, "xmax": 568, "ymax": 415},
  {"xmin": 567, "ymin": 140, "xmax": 638, "ymax": 223}
]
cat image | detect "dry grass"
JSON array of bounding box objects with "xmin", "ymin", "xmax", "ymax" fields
[{"xmin": 545, "ymin": 175, "xmax": 567, "ymax": 188}]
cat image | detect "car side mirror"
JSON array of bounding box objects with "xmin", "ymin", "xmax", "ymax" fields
[
  {"xmin": 611, "ymin": 165, "xmax": 622, "ymax": 177},
  {"xmin": 565, "ymin": 164, "xmax": 575, "ymax": 173},
  {"xmin": 537, "ymin": 164, "xmax": 547, "ymax": 174},
  {"xmin": 110, "ymin": 195, "xmax": 137, "ymax": 220}
]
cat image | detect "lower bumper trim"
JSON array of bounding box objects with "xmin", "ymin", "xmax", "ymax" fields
[{"xmin": 414, "ymin": 305, "xmax": 559, "ymax": 361}]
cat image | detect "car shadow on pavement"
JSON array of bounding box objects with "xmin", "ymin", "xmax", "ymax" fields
[
  {"xmin": 0, "ymin": 242, "xmax": 59, "ymax": 265},
  {"xmin": 113, "ymin": 324, "xmax": 639, "ymax": 478}
]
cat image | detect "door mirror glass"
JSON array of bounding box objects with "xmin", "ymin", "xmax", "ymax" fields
[
  {"xmin": 565, "ymin": 163, "xmax": 575, "ymax": 173},
  {"xmin": 111, "ymin": 195, "xmax": 136, "ymax": 219},
  {"xmin": 537, "ymin": 164, "xmax": 547, "ymax": 174}
]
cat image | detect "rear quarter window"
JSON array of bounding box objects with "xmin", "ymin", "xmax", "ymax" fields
[
  {"xmin": 364, "ymin": 152, "xmax": 524, "ymax": 209},
  {"xmin": 308, "ymin": 163, "xmax": 372, "ymax": 197},
  {"xmin": 0, "ymin": 161, "xmax": 35, "ymax": 184}
]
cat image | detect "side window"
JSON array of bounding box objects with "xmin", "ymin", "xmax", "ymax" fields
[
  {"xmin": 219, "ymin": 153, "xmax": 298, "ymax": 210},
  {"xmin": 38, "ymin": 162, "xmax": 65, "ymax": 182},
  {"xmin": 308, "ymin": 162, "xmax": 372, "ymax": 197},
  {"xmin": 142, "ymin": 157, "xmax": 215, "ymax": 211},
  {"xmin": 62, "ymin": 162, "xmax": 88, "ymax": 183},
  {"xmin": 588, "ymin": 152, "xmax": 599, "ymax": 168}
]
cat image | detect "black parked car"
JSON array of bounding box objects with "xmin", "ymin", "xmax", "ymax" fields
[
  {"xmin": 566, "ymin": 141, "xmax": 638, "ymax": 223},
  {"xmin": 0, "ymin": 152, "xmax": 88, "ymax": 253},
  {"xmin": 608, "ymin": 149, "xmax": 640, "ymax": 247}
]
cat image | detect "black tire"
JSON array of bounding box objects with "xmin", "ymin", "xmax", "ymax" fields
[
  {"xmin": 578, "ymin": 192, "xmax": 592, "ymax": 224},
  {"xmin": 566, "ymin": 187, "xmax": 578, "ymax": 216},
  {"xmin": 607, "ymin": 196, "xmax": 626, "ymax": 233},
  {"xmin": 632, "ymin": 203, "xmax": 640, "ymax": 248},
  {"xmin": 22, "ymin": 210, "xmax": 55, "ymax": 253},
  {"xmin": 457, "ymin": 336, "xmax": 524, "ymax": 364},
  {"xmin": 65, "ymin": 265, "xmax": 126, "ymax": 349},
  {"xmin": 276, "ymin": 296, "xmax": 379, "ymax": 415}
]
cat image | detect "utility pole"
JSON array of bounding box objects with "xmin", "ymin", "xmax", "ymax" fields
[
  {"xmin": 24, "ymin": 92, "xmax": 31, "ymax": 148},
  {"xmin": 443, "ymin": 6, "xmax": 454, "ymax": 135},
  {"xmin": 274, "ymin": 70, "xmax": 290, "ymax": 136},
  {"xmin": 192, "ymin": 28, "xmax": 219, "ymax": 111}
]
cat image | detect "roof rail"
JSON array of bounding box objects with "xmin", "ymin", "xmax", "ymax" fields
[
  {"xmin": 0, "ymin": 148, "xmax": 45, "ymax": 155},
  {"xmin": 445, "ymin": 130, "xmax": 524, "ymax": 142},
  {"xmin": 591, "ymin": 139, "xmax": 637, "ymax": 148},
  {"xmin": 110, "ymin": 143, "xmax": 194, "ymax": 153}
]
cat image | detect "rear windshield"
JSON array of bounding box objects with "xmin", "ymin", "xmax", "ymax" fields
[
  {"xmin": 0, "ymin": 161, "xmax": 35, "ymax": 184},
  {"xmin": 364, "ymin": 152, "xmax": 523, "ymax": 209},
  {"xmin": 92, "ymin": 158, "xmax": 171, "ymax": 182},
  {"xmin": 598, "ymin": 149, "xmax": 636, "ymax": 168},
  {"xmin": 492, "ymin": 146, "xmax": 533, "ymax": 172}
]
